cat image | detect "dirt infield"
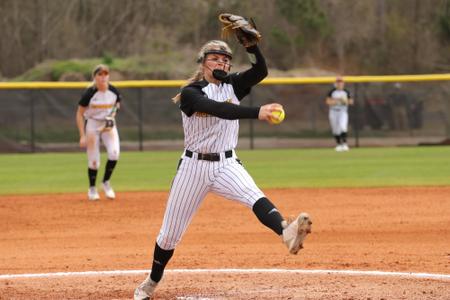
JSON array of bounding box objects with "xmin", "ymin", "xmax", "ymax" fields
[{"xmin": 1, "ymin": 187, "xmax": 449, "ymax": 299}]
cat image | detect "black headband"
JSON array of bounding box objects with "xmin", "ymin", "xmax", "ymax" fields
[{"xmin": 197, "ymin": 49, "xmax": 233, "ymax": 63}]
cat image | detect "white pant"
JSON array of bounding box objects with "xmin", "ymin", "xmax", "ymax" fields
[
  {"xmin": 85, "ymin": 119, "xmax": 120, "ymax": 169},
  {"xmin": 329, "ymin": 109, "xmax": 348, "ymax": 135},
  {"xmin": 157, "ymin": 150, "xmax": 265, "ymax": 250}
]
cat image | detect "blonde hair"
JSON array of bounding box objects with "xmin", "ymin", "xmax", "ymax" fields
[{"xmin": 172, "ymin": 40, "xmax": 232, "ymax": 103}]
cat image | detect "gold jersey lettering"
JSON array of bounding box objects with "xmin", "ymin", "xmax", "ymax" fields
[{"xmin": 195, "ymin": 112, "xmax": 209, "ymax": 117}]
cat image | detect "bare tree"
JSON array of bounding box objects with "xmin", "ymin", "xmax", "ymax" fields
[{"xmin": 0, "ymin": 0, "xmax": 448, "ymax": 78}]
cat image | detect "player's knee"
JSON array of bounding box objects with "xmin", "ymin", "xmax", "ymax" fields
[
  {"xmin": 108, "ymin": 150, "xmax": 120, "ymax": 161},
  {"xmin": 157, "ymin": 233, "xmax": 180, "ymax": 250},
  {"xmin": 88, "ymin": 160, "xmax": 100, "ymax": 170},
  {"xmin": 108, "ymin": 153, "xmax": 119, "ymax": 161}
]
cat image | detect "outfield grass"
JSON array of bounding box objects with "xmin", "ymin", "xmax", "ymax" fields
[{"xmin": 0, "ymin": 147, "xmax": 449, "ymax": 195}]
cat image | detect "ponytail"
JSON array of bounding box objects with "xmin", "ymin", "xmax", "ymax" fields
[{"xmin": 172, "ymin": 67, "xmax": 204, "ymax": 103}]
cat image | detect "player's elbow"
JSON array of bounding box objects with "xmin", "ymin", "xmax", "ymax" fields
[
  {"xmin": 258, "ymin": 65, "xmax": 268, "ymax": 79},
  {"xmin": 76, "ymin": 109, "xmax": 83, "ymax": 121},
  {"xmin": 253, "ymin": 67, "xmax": 268, "ymax": 84},
  {"xmin": 260, "ymin": 66, "xmax": 268, "ymax": 78}
]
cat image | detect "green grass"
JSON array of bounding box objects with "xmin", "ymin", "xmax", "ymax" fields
[
  {"xmin": 11, "ymin": 51, "xmax": 193, "ymax": 82},
  {"xmin": 0, "ymin": 147, "xmax": 449, "ymax": 195}
]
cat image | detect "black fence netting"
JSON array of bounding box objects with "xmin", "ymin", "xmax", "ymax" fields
[{"xmin": 0, "ymin": 81, "xmax": 449, "ymax": 153}]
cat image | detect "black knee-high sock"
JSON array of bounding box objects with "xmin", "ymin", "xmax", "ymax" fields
[
  {"xmin": 150, "ymin": 242, "xmax": 174, "ymax": 283},
  {"xmin": 252, "ymin": 197, "xmax": 284, "ymax": 235},
  {"xmin": 334, "ymin": 135, "xmax": 341, "ymax": 145},
  {"xmin": 102, "ymin": 160, "xmax": 117, "ymax": 182},
  {"xmin": 88, "ymin": 168, "xmax": 98, "ymax": 187},
  {"xmin": 340, "ymin": 132, "xmax": 347, "ymax": 143}
]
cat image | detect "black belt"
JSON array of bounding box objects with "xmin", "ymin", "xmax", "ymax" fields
[{"xmin": 185, "ymin": 150, "xmax": 232, "ymax": 161}]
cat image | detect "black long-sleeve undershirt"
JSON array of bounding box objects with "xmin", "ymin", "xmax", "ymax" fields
[
  {"xmin": 232, "ymin": 45, "xmax": 268, "ymax": 98},
  {"xmin": 180, "ymin": 86, "xmax": 260, "ymax": 119}
]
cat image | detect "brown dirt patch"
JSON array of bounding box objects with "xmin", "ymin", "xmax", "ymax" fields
[{"xmin": 0, "ymin": 187, "xmax": 449, "ymax": 299}]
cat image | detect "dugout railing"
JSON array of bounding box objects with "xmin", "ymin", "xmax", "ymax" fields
[{"xmin": 0, "ymin": 74, "xmax": 450, "ymax": 153}]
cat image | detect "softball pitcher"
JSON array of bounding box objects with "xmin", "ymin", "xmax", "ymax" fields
[
  {"xmin": 76, "ymin": 64, "xmax": 121, "ymax": 201},
  {"xmin": 134, "ymin": 40, "xmax": 312, "ymax": 300},
  {"xmin": 326, "ymin": 76, "xmax": 353, "ymax": 151}
]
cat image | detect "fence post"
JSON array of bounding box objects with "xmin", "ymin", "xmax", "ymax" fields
[
  {"xmin": 249, "ymin": 91, "xmax": 254, "ymax": 150},
  {"xmin": 30, "ymin": 91, "xmax": 36, "ymax": 153},
  {"xmin": 138, "ymin": 88, "xmax": 144, "ymax": 151},
  {"xmin": 353, "ymin": 83, "xmax": 360, "ymax": 148},
  {"xmin": 446, "ymin": 96, "xmax": 450, "ymax": 139}
]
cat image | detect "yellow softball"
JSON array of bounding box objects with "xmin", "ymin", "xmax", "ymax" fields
[{"xmin": 270, "ymin": 108, "xmax": 285, "ymax": 124}]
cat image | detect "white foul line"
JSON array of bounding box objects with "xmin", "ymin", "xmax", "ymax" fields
[{"xmin": 0, "ymin": 268, "xmax": 449, "ymax": 281}]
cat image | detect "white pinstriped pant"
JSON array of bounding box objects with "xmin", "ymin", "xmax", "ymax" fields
[{"xmin": 156, "ymin": 150, "xmax": 265, "ymax": 250}]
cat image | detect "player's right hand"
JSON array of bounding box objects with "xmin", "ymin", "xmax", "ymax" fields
[
  {"xmin": 259, "ymin": 103, "xmax": 283, "ymax": 123},
  {"xmin": 79, "ymin": 135, "xmax": 87, "ymax": 148}
]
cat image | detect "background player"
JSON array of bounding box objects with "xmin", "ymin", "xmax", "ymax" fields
[
  {"xmin": 134, "ymin": 39, "xmax": 312, "ymax": 300},
  {"xmin": 76, "ymin": 64, "xmax": 121, "ymax": 201},
  {"xmin": 325, "ymin": 76, "xmax": 354, "ymax": 151}
]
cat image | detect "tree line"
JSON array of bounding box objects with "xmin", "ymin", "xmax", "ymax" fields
[{"xmin": 0, "ymin": 0, "xmax": 449, "ymax": 79}]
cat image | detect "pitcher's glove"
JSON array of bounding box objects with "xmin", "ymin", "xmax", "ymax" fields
[
  {"xmin": 219, "ymin": 13, "xmax": 261, "ymax": 47},
  {"xmin": 102, "ymin": 116, "xmax": 115, "ymax": 132}
]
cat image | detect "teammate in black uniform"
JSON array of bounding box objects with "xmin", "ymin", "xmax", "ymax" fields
[
  {"xmin": 76, "ymin": 64, "xmax": 121, "ymax": 200},
  {"xmin": 134, "ymin": 40, "xmax": 312, "ymax": 300}
]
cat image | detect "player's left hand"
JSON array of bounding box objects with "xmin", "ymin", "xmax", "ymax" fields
[{"xmin": 219, "ymin": 13, "xmax": 261, "ymax": 47}]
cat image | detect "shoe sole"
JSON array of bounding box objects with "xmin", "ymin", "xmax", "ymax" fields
[
  {"xmin": 105, "ymin": 194, "xmax": 115, "ymax": 199},
  {"xmin": 134, "ymin": 282, "xmax": 156, "ymax": 300},
  {"xmin": 290, "ymin": 213, "xmax": 312, "ymax": 255},
  {"xmin": 88, "ymin": 195, "xmax": 100, "ymax": 201},
  {"xmin": 103, "ymin": 185, "xmax": 115, "ymax": 200},
  {"xmin": 134, "ymin": 289, "xmax": 150, "ymax": 300}
]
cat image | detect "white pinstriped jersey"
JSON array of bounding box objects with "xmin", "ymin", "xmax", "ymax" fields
[{"xmin": 182, "ymin": 82, "xmax": 240, "ymax": 153}]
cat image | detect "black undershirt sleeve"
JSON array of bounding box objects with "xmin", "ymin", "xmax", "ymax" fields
[
  {"xmin": 231, "ymin": 45, "xmax": 268, "ymax": 100},
  {"xmin": 180, "ymin": 86, "xmax": 260, "ymax": 120}
]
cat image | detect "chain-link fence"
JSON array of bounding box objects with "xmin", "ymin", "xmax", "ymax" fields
[{"xmin": 1, "ymin": 77, "xmax": 449, "ymax": 153}]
